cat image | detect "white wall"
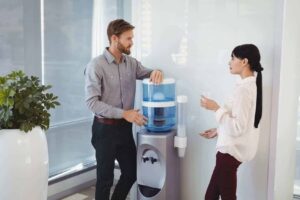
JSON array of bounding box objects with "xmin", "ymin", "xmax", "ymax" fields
[
  {"xmin": 132, "ymin": 0, "xmax": 275, "ymax": 199},
  {"xmin": 268, "ymin": 0, "xmax": 300, "ymax": 199}
]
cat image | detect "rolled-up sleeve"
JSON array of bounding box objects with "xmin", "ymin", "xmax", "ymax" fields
[
  {"xmin": 85, "ymin": 62, "xmax": 123, "ymax": 119},
  {"xmin": 215, "ymin": 89, "xmax": 252, "ymax": 137}
]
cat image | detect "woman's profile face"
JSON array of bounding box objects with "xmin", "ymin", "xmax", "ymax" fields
[{"xmin": 228, "ymin": 55, "xmax": 244, "ymax": 74}]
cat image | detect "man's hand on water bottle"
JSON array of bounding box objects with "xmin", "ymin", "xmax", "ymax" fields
[
  {"xmin": 123, "ymin": 109, "xmax": 148, "ymax": 126},
  {"xmin": 150, "ymin": 70, "xmax": 163, "ymax": 84}
]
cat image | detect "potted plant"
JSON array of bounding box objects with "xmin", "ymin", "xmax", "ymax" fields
[{"xmin": 0, "ymin": 70, "xmax": 60, "ymax": 200}]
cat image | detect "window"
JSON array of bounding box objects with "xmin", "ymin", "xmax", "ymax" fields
[
  {"xmin": 43, "ymin": 0, "xmax": 124, "ymax": 177},
  {"xmin": 1, "ymin": 0, "xmax": 128, "ymax": 178},
  {"xmin": 0, "ymin": 0, "xmax": 24, "ymax": 75}
]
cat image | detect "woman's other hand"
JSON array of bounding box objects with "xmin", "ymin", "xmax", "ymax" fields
[{"xmin": 200, "ymin": 128, "xmax": 218, "ymax": 139}]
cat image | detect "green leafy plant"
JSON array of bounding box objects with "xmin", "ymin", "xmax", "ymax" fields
[{"xmin": 0, "ymin": 70, "xmax": 60, "ymax": 132}]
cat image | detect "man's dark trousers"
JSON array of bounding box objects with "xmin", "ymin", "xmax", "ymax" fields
[{"xmin": 91, "ymin": 117, "xmax": 137, "ymax": 200}]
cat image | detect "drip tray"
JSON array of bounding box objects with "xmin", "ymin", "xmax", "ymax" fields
[{"xmin": 138, "ymin": 184, "xmax": 161, "ymax": 197}]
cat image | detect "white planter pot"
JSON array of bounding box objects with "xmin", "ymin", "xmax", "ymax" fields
[{"xmin": 0, "ymin": 127, "xmax": 49, "ymax": 200}]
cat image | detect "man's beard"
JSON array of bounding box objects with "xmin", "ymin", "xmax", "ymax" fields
[{"xmin": 117, "ymin": 42, "xmax": 131, "ymax": 55}]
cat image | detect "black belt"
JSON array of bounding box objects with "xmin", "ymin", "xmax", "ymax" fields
[{"xmin": 95, "ymin": 117, "xmax": 127, "ymax": 125}]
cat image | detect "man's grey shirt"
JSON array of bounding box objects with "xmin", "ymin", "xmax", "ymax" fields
[{"xmin": 85, "ymin": 48, "xmax": 152, "ymax": 119}]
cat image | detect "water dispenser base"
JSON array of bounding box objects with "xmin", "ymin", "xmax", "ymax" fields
[{"xmin": 137, "ymin": 130, "xmax": 180, "ymax": 200}]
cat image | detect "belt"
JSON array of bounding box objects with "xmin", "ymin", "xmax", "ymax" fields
[{"xmin": 95, "ymin": 116, "xmax": 127, "ymax": 125}]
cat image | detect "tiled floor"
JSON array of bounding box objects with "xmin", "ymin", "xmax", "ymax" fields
[
  {"xmin": 61, "ymin": 184, "xmax": 130, "ymax": 200},
  {"xmin": 61, "ymin": 186, "xmax": 95, "ymax": 200}
]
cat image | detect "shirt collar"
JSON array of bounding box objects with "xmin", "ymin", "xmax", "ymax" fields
[
  {"xmin": 237, "ymin": 76, "xmax": 256, "ymax": 85},
  {"xmin": 103, "ymin": 47, "xmax": 126, "ymax": 64}
]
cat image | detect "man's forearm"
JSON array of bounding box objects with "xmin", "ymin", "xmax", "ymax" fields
[{"xmin": 86, "ymin": 96, "xmax": 124, "ymax": 119}]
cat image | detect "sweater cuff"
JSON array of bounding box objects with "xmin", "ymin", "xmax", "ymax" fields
[{"xmin": 215, "ymin": 107, "xmax": 227, "ymax": 123}]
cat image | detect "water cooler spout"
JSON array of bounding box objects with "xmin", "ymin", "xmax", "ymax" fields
[{"xmin": 174, "ymin": 95, "xmax": 188, "ymax": 158}]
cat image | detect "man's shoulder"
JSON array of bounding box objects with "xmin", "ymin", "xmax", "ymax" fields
[
  {"xmin": 92, "ymin": 54, "xmax": 108, "ymax": 64},
  {"xmin": 87, "ymin": 54, "xmax": 107, "ymax": 68},
  {"xmin": 85, "ymin": 55, "xmax": 108, "ymax": 75}
]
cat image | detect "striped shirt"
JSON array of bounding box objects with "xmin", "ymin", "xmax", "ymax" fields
[{"xmin": 85, "ymin": 48, "xmax": 152, "ymax": 119}]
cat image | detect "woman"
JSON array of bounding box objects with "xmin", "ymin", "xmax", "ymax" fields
[{"xmin": 200, "ymin": 44, "xmax": 263, "ymax": 200}]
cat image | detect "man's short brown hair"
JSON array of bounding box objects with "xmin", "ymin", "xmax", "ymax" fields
[{"xmin": 107, "ymin": 19, "xmax": 135, "ymax": 44}]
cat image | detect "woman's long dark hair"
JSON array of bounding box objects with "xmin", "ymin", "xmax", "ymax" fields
[{"xmin": 232, "ymin": 44, "xmax": 263, "ymax": 128}]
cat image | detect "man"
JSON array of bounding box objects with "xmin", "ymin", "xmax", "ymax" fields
[{"xmin": 85, "ymin": 19, "xmax": 163, "ymax": 200}]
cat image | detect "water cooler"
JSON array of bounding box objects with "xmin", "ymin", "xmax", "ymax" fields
[{"xmin": 137, "ymin": 78, "xmax": 187, "ymax": 200}]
